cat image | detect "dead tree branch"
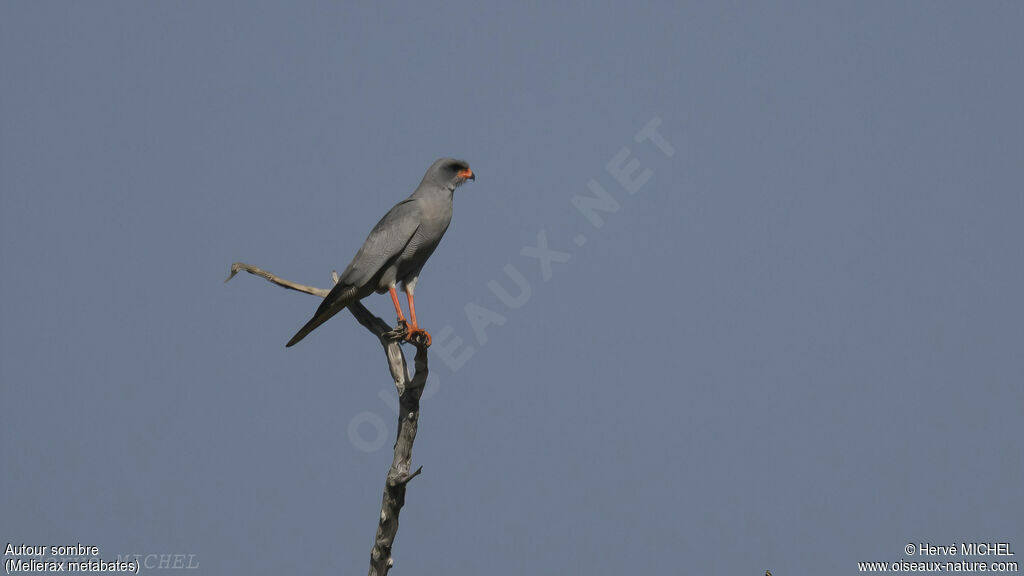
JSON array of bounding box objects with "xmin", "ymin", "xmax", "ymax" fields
[{"xmin": 226, "ymin": 261, "xmax": 430, "ymax": 576}]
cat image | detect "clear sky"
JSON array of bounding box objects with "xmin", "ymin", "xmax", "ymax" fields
[{"xmin": 2, "ymin": 3, "xmax": 1022, "ymax": 575}]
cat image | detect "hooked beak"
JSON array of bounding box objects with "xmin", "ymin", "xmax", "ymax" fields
[{"xmin": 457, "ymin": 168, "xmax": 475, "ymax": 181}]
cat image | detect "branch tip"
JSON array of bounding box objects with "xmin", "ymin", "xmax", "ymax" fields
[
  {"xmin": 389, "ymin": 466, "xmax": 423, "ymax": 488},
  {"xmin": 224, "ymin": 262, "xmax": 242, "ymax": 283}
]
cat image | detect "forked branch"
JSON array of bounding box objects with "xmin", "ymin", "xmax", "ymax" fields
[{"xmin": 226, "ymin": 261, "xmax": 430, "ymax": 576}]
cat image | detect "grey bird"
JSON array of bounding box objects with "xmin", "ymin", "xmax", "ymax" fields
[{"xmin": 286, "ymin": 158, "xmax": 475, "ymax": 347}]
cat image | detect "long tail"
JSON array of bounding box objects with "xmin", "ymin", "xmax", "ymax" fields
[
  {"xmin": 286, "ymin": 312, "xmax": 339, "ymax": 347},
  {"xmin": 285, "ymin": 285, "xmax": 357, "ymax": 347}
]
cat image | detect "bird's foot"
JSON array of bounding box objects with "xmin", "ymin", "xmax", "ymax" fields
[
  {"xmin": 384, "ymin": 321, "xmax": 431, "ymax": 347},
  {"xmin": 383, "ymin": 323, "xmax": 406, "ymax": 342},
  {"xmin": 405, "ymin": 326, "xmax": 431, "ymax": 347}
]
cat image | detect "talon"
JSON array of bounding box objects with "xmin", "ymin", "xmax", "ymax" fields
[
  {"xmin": 405, "ymin": 327, "xmax": 431, "ymax": 347},
  {"xmin": 381, "ymin": 320, "xmax": 410, "ymax": 342}
]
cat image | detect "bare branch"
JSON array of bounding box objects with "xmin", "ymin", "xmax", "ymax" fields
[
  {"xmin": 388, "ymin": 466, "xmax": 423, "ymax": 488},
  {"xmin": 349, "ymin": 303, "xmax": 394, "ymax": 339},
  {"xmin": 225, "ymin": 262, "xmax": 330, "ymax": 298},
  {"xmin": 370, "ymin": 336, "xmax": 428, "ymax": 576},
  {"xmin": 226, "ymin": 260, "xmax": 432, "ymax": 576},
  {"xmin": 225, "ymin": 261, "xmax": 395, "ymax": 337}
]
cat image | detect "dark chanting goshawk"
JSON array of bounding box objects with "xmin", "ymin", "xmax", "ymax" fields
[{"xmin": 286, "ymin": 158, "xmax": 475, "ymax": 348}]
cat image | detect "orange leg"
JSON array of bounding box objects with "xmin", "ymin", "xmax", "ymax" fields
[
  {"xmin": 389, "ymin": 287, "xmax": 407, "ymax": 324},
  {"xmin": 407, "ymin": 292, "xmax": 419, "ymax": 330},
  {"xmin": 405, "ymin": 292, "xmax": 431, "ymax": 346}
]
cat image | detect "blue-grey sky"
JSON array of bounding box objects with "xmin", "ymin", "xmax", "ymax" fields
[{"xmin": 2, "ymin": 3, "xmax": 1022, "ymax": 575}]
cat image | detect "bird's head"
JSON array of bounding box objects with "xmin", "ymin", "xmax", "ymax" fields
[{"xmin": 424, "ymin": 158, "xmax": 475, "ymax": 191}]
